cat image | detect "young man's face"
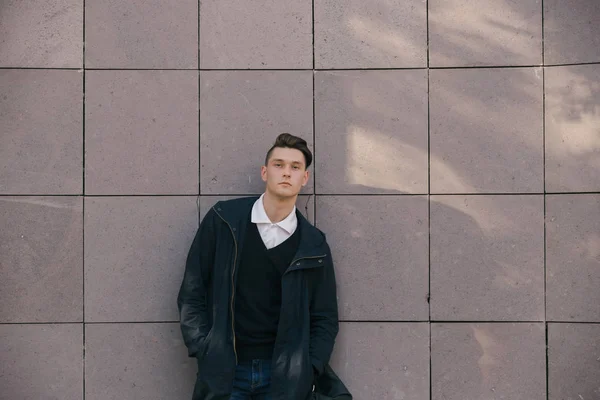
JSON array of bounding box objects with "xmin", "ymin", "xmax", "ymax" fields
[{"xmin": 261, "ymin": 147, "xmax": 309, "ymax": 199}]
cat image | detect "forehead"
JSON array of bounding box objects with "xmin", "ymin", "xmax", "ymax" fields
[{"xmin": 268, "ymin": 147, "xmax": 305, "ymax": 164}]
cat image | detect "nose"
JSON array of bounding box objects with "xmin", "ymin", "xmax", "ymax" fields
[{"xmin": 283, "ymin": 166, "xmax": 291, "ymax": 177}]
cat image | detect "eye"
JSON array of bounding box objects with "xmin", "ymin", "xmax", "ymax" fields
[
  {"xmin": 274, "ymin": 163, "xmax": 282, "ymax": 167},
  {"xmin": 292, "ymin": 165, "xmax": 300, "ymax": 170}
]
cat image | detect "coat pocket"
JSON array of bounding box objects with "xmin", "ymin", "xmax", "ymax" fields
[{"xmin": 196, "ymin": 329, "xmax": 213, "ymax": 364}]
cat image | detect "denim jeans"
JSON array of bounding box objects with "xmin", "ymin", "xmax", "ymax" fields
[{"xmin": 229, "ymin": 359, "xmax": 272, "ymax": 400}]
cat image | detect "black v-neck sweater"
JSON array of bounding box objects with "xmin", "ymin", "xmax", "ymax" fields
[{"xmin": 234, "ymin": 216, "xmax": 301, "ymax": 362}]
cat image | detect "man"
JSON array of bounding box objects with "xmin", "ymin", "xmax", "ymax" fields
[{"xmin": 177, "ymin": 133, "xmax": 350, "ymax": 400}]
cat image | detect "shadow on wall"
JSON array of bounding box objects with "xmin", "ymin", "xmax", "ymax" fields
[{"xmin": 314, "ymin": 1, "xmax": 599, "ymax": 399}]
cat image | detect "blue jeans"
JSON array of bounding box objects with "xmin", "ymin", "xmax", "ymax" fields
[{"xmin": 229, "ymin": 359, "xmax": 272, "ymax": 400}]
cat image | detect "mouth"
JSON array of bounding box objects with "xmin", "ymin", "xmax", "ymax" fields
[{"xmin": 279, "ymin": 182, "xmax": 292, "ymax": 186}]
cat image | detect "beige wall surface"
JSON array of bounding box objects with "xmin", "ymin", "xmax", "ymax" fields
[{"xmin": 1, "ymin": 1, "xmax": 599, "ymax": 399}]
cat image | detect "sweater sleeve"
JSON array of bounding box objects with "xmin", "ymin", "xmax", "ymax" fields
[
  {"xmin": 177, "ymin": 207, "xmax": 217, "ymax": 357},
  {"xmin": 309, "ymin": 242, "xmax": 340, "ymax": 375}
]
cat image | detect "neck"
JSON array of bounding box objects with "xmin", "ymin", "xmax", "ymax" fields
[{"xmin": 262, "ymin": 191, "xmax": 296, "ymax": 223}]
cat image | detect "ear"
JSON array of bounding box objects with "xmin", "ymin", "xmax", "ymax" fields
[
  {"xmin": 261, "ymin": 165, "xmax": 268, "ymax": 182},
  {"xmin": 302, "ymin": 169, "xmax": 309, "ymax": 186}
]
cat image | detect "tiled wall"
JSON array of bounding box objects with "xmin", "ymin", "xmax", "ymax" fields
[{"xmin": 1, "ymin": 1, "xmax": 599, "ymax": 399}]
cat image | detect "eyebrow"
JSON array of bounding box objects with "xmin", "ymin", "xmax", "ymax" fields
[{"xmin": 271, "ymin": 158, "xmax": 304, "ymax": 165}]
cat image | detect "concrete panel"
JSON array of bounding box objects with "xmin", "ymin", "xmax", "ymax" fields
[
  {"xmin": 0, "ymin": 70, "xmax": 82, "ymax": 194},
  {"xmin": 429, "ymin": 0, "xmax": 542, "ymax": 67},
  {"xmin": 85, "ymin": 0, "xmax": 198, "ymax": 68},
  {"xmin": 314, "ymin": 0, "xmax": 427, "ymax": 68},
  {"xmin": 430, "ymin": 195, "xmax": 544, "ymax": 321},
  {"xmin": 85, "ymin": 71, "xmax": 198, "ymax": 195},
  {"xmin": 0, "ymin": 0, "xmax": 82, "ymax": 68},
  {"xmin": 0, "ymin": 197, "xmax": 82, "ymax": 323},
  {"xmin": 84, "ymin": 197, "xmax": 198, "ymax": 322},
  {"xmin": 548, "ymin": 323, "xmax": 600, "ymax": 400},
  {"xmin": 199, "ymin": 0, "xmax": 312, "ymax": 69},
  {"xmin": 315, "ymin": 70, "xmax": 428, "ymax": 195},
  {"xmin": 200, "ymin": 71, "xmax": 313, "ymax": 194},
  {"xmin": 85, "ymin": 323, "xmax": 196, "ymax": 400},
  {"xmin": 544, "ymin": 0, "xmax": 600, "ymax": 65},
  {"xmin": 316, "ymin": 196, "xmax": 429, "ymax": 320},
  {"xmin": 430, "ymin": 68, "xmax": 543, "ymax": 193},
  {"xmin": 547, "ymin": 194, "xmax": 600, "ymax": 322},
  {"xmin": 432, "ymin": 323, "xmax": 546, "ymax": 400},
  {"xmin": 545, "ymin": 64, "xmax": 600, "ymax": 192},
  {"xmin": 330, "ymin": 322, "xmax": 429, "ymax": 400},
  {"xmin": 0, "ymin": 324, "xmax": 82, "ymax": 400}
]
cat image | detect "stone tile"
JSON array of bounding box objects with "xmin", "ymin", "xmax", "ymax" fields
[
  {"xmin": 85, "ymin": 71, "xmax": 198, "ymax": 195},
  {"xmin": 548, "ymin": 323, "xmax": 600, "ymax": 400},
  {"xmin": 314, "ymin": 0, "xmax": 426, "ymax": 69},
  {"xmin": 330, "ymin": 322, "xmax": 429, "ymax": 400},
  {"xmin": 547, "ymin": 195, "xmax": 600, "ymax": 322},
  {"xmin": 544, "ymin": 0, "xmax": 600, "ymax": 65},
  {"xmin": 429, "ymin": 0, "xmax": 542, "ymax": 67},
  {"xmin": 0, "ymin": 197, "xmax": 82, "ymax": 323},
  {"xmin": 199, "ymin": 195, "xmax": 315, "ymax": 226},
  {"xmin": 0, "ymin": 0, "xmax": 82, "ymax": 67},
  {"xmin": 200, "ymin": 71, "xmax": 313, "ymax": 195},
  {"xmin": 545, "ymin": 64, "xmax": 600, "ymax": 192},
  {"xmin": 199, "ymin": 0, "xmax": 311, "ymax": 69},
  {"xmin": 84, "ymin": 197, "xmax": 198, "ymax": 322},
  {"xmin": 315, "ymin": 70, "xmax": 428, "ymax": 194},
  {"xmin": 316, "ymin": 196, "xmax": 429, "ymax": 320},
  {"xmin": 0, "ymin": 70, "xmax": 83, "ymax": 194},
  {"xmin": 85, "ymin": 323, "xmax": 196, "ymax": 400},
  {"xmin": 430, "ymin": 68, "xmax": 543, "ymax": 193},
  {"xmin": 430, "ymin": 195, "xmax": 544, "ymax": 321},
  {"xmin": 432, "ymin": 323, "xmax": 546, "ymax": 400},
  {"xmin": 85, "ymin": 0, "xmax": 197, "ymax": 68},
  {"xmin": 0, "ymin": 324, "xmax": 82, "ymax": 399}
]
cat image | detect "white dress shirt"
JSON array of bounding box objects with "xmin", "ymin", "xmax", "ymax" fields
[{"xmin": 251, "ymin": 193, "xmax": 298, "ymax": 249}]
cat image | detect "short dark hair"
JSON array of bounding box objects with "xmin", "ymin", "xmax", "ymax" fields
[{"xmin": 265, "ymin": 133, "xmax": 313, "ymax": 168}]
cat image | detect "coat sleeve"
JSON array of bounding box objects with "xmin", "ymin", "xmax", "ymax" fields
[
  {"xmin": 177, "ymin": 207, "xmax": 217, "ymax": 357},
  {"xmin": 309, "ymin": 241, "xmax": 340, "ymax": 376}
]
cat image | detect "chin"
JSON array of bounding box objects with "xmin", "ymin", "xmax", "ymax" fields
[{"xmin": 270, "ymin": 185, "xmax": 299, "ymax": 198}]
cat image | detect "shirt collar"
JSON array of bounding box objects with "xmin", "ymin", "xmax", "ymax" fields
[{"xmin": 251, "ymin": 193, "xmax": 297, "ymax": 234}]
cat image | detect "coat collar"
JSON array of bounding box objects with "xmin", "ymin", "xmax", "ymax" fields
[
  {"xmin": 251, "ymin": 193, "xmax": 297, "ymax": 235},
  {"xmin": 213, "ymin": 196, "xmax": 326, "ymax": 259}
]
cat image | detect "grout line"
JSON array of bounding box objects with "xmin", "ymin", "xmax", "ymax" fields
[
  {"xmin": 312, "ymin": 0, "xmax": 315, "ymax": 70},
  {"xmin": 426, "ymin": 0, "xmax": 433, "ymax": 397},
  {"xmin": 541, "ymin": 0, "xmax": 545, "ymax": 68},
  {"xmin": 2, "ymin": 192, "xmax": 598, "ymax": 198},
  {"xmin": 312, "ymin": 67, "xmax": 317, "ymax": 223},
  {"xmin": 82, "ymin": 193, "xmax": 86, "ymax": 399},
  {"xmin": 198, "ymin": 0, "xmax": 201, "ymax": 195},
  {"xmin": 202, "ymin": 76, "xmax": 204, "ymax": 197},
  {"xmin": 426, "ymin": 0, "xmax": 432, "ymax": 322},
  {"xmin": 1, "ymin": 320, "xmax": 597, "ymax": 326},
  {"xmin": 0, "ymin": 67, "xmax": 82, "ymax": 70},
  {"xmin": 0, "ymin": 322, "xmax": 85, "ymax": 325},
  {"xmin": 0, "ymin": 194, "xmax": 84, "ymax": 197},
  {"xmin": 70, "ymin": 194, "xmax": 202, "ymax": 198},
  {"xmin": 544, "ymin": 61, "xmax": 600, "ymax": 68},
  {"xmin": 312, "ymin": 0, "xmax": 317, "ymax": 222},
  {"xmin": 198, "ymin": 0, "xmax": 200, "ymax": 71},
  {"xmin": 546, "ymin": 323, "xmax": 550, "ymax": 399},
  {"xmin": 2, "ymin": 61, "xmax": 599, "ymax": 73},
  {"xmin": 82, "ymin": 0, "xmax": 86, "ymax": 398},
  {"xmin": 79, "ymin": 321, "xmax": 181, "ymax": 325},
  {"xmin": 541, "ymin": 2, "xmax": 549, "ymax": 399},
  {"xmin": 542, "ymin": 45, "xmax": 547, "ymax": 323},
  {"xmin": 83, "ymin": 68, "xmax": 204, "ymax": 71},
  {"xmin": 339, "ymin": 320, "xmax": 549, "ymax": 324}
]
